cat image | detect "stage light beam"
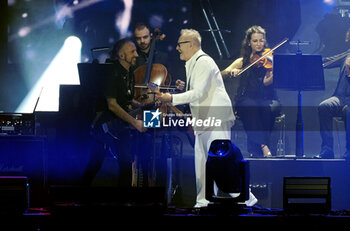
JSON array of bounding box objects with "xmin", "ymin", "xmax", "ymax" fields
[{"xmin": 16, "ymin": 36, "xmax": 82, "ymax": 113}]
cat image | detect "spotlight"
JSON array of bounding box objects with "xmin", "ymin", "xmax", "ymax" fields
[
  {"xmin": 206, "ymin": 140, "xmax": 249, "ymax": 210},
  {"xmin": 323, "ymin": 0, "xmax": 335, "ymax": 5},
  {"xmin": 208, "ymin": 140, "xmax": 232, "ymax": 157},
  {"xmin": 16, "ymin": 36, "xmax": 82, "ymax": 112}
]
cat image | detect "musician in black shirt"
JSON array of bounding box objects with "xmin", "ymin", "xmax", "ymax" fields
[
  {"xmin": 316, "ymin": 51, "xmax": 350, "ymax": 160},
  {"xmin": 81, "ymin": 38, "xmax": 146, "ymax": 187},
  {"xmin": 133, "ymin": 22, "xmax": 169, "ymax": 69},
  {"xmin": 131, "ymin": 22, "xmax": 171, "ymax": 187}
]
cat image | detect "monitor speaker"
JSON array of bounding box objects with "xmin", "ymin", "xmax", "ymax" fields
[{"xmin": 283, "ymin": 176, "xmax": 331, "ymax": 215}]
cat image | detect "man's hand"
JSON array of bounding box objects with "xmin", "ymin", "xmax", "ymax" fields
[
  {"xmin": 156, "ymin": 92, "xmax": 172, "ymax": 103},
  {"xmin": 176, "ymin": 79, "xmax": 185, "ymax": 91}
]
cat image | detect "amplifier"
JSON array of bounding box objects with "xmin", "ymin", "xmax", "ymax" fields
[
  {"xmin": 0, "ymin": 176, "xmax": 29, "ymax": 215},
  {"xmin": 0, "ymin": 136, "xmax": 47, "ymax": 207},
  {"xmin": 0, "ymin": 113, "xmax": 35, "ymax": 135}
]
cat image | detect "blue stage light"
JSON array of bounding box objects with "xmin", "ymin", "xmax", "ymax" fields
[{"xmin": 208, "ymin": 140, "xmax": 232, "ymax": 157}]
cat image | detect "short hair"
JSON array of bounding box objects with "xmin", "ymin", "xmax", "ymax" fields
[
  {"xmin": 134, "ymin": 22, "xmax": 151, "ymax": 33},
  {"xmin": 109, "ymin": 38, "xmax": 133, "ymax": 60},
  {"xmin": 180, "ymin": 29, "xmax": 202, "ymax": 47}
]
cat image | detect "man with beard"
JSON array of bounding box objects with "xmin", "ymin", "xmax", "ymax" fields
[
  {"xmin": 315, "ymin": 28, "xmax": 350, "ymax": 160},
  {"xmin": 133, "ymin": 22, "xmax": 169, "ymax": 68},
  {"xmin": 131, "ymin": 22, "xmax": 171, "ymax": 187},
  {"xmin": 81, "ymin": 38, "xmax": 147, "ymax": 187}
]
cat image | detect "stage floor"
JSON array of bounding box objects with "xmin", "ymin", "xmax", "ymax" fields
[
  {"xmin": 2, "ymin": 158, "xmax": 350, "ymax": 230},
  {"xmin": 172, "ymin": 156, "xmax": 350, "ymax": 211}
]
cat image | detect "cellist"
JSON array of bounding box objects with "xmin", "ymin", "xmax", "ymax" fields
[
  {"xmin": 221, "ymin": 25, "xmax": 281, "ymax": 158},
  {"xmin": 315, "ymin": 28, "xmax": 350, "ymax": 160},
  {"xmin": 131, "ymin": 23, "xmax": 172, "ymax": 187},
  {"xmin": 132, "ymin": 22, "xmax": 169, "ymax": 70}
]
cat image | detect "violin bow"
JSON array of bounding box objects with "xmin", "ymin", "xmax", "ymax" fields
[
  {"xmin": 237, "ymin": 37, "xmax": 289, "ymax": 76},
  {"xmin": 323, "ymin": 50, "xmax": 350, "ymax": 68}
]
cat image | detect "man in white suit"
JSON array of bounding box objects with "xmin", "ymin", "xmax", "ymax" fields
[{"xmin": 156, "ymin": 29, "xmax": 236, "ymax": 208}]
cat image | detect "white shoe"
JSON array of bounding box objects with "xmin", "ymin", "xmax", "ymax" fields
[
  {"xmin": 245, "ymin": 192, "xmax": 258, "ymax": 207},
  {"xmin": 194, "ymin": 200, "xmax": 209, "ymax": 208}
]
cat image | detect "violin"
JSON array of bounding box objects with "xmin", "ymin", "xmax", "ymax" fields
[
  {"xmin": 237, "ymin": 38, "xmax": 289, "ymax": 76},
  {"xmin": 250, "ymin": 48, "xmax": 273, "ymax": 70}
]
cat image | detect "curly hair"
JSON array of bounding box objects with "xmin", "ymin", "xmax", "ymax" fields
[{"xmin": 241, "ymin": 25, "xmax": 268, "ymax": 65}]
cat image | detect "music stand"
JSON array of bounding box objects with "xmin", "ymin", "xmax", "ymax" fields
[{"xmin": 273, "ymin": 54, "xmax": 325, "ymax": 157}]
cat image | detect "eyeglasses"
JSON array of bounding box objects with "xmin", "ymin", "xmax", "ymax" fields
[{"xmin": 176, "ymin": 41, "xmax": 191, "ymax": 47}]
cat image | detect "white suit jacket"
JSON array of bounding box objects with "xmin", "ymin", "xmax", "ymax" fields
[{"xmin": 172, "ymin": 49, "xmax": 235, "ymax": 134}]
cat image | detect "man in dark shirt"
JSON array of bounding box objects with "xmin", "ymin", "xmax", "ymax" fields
[
  {"xmin": 133, "ymin": 22, "xmax": 169, "ymax": 69},
  {"xmin": 131, "ymin": 22, "xmax": 171, "ymax": 187},
  {"xmin": 316, "ymin": 52, "xmax": 350, "ymax": 160},
  {"xmin": 81, "ymin": 38, "xmax": 146, "ymax": 187}
]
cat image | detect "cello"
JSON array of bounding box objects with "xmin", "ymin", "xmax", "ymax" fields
[
  {"xmin": 133, "ymin": 28, "xmax": 173, "ymax": 118},
  {"xmin": 132, "ymin": 28, "xmax": 178, "ymax": 187}
]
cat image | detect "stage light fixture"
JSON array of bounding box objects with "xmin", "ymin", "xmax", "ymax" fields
[{"xmin": 205, "ymin": 140, "xmax": 249, "ymax": 205}]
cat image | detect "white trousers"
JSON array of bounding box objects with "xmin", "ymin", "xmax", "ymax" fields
[{"xmin": 194, "ymin": 121, "xmax": 233, "ymax": 207}]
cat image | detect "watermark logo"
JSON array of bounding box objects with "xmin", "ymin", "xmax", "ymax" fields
[
  {"xmin": 143, "ymin": 109, "xmax": 224, "ymax": 130},
  {"xmin": 143, "ymin": 108, "xmax": 161, "ymax": 128}
]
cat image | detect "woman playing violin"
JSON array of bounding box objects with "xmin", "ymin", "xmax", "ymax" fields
[{"xmin": 221, "ymin": 25, "xmax": 280, "ymax": 157}]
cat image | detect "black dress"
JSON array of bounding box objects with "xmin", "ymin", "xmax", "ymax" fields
[{"xmin": 235, "ymin": 62, "xmax": 281, "ymax": 156}]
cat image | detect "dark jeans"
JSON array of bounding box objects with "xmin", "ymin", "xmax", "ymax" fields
[
  {"xmin": 235, "ymin": 97, "xmax": 281, "ymax": 156},
  {"xmin": 131, "ymin": 130, "xmax": 154, "ymax": 187},
  {"xmin": 318, "ymin": 96, "xmax": 350, "ymax": 154},
  {"xmin": 81, "ymin": 119, "xmax": 133, "ymax": 187},
  {"xmin": 81, "ymin": 117, "xmax": 156, "ymax": 187}
]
